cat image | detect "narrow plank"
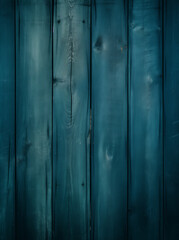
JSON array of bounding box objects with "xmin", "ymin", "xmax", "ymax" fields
[
  {"xmin": 53, "ymin": 0, "xmax": 90, "ymax": 239},
  {"xmin": 128, "ymin": 0, "xmax": 163, "ymax": 239},
  {"xmin": 0, "ymin": 0, "xmax": 15, "ymax": 239},
  {"xmin": 164, "ymin": 0, "xmax": 179, "ymax": 239},
  {"xmin": 16, "ymin": 0, "xmax": 52, "ymax": 239},
  {"xmin": 91, "ymin": 0, "xmax": 128, "ymax": 239}
]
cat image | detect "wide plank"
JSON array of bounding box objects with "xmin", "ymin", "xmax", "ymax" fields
[
  {"xmin": 91, "ymin": 0, "xmax": 128, "ymax": 239},
  {"xmin": 53, "ymin": 0, "xmax": 90, "ymax": 239},
  {"xmin": 128, "ymin": 0, "xmax": 163, "ymax": 239},
  {"xmin": 16, "ymin": 0, "xmax": 52, "ymax": 239}
]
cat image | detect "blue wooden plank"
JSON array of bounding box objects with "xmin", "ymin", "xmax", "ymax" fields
[
  {"xmin": 0, "ymin": 0, "xmax": 15, "ymax": 239},
  {"xmin": 91, "ymin": 0, "xmax": 128, "ymax": 239},
  {"xmin": 16, "ymin": 1, "xmax": 52, "ymax": 239},
  {"xmin": 128, "ymin": 0, "xmax": 163, "ymax": 239},
  {"xmin": 53, "ymin": 0, "xmax": 90, "ymax": 239},
  {"xmin": 164, "ymin": 0, "xmax": 179, "ymax": 239}
]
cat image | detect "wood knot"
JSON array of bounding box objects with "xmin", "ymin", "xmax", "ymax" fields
[{"xmin": 94, "ymin": 36, "xmax": 103, "ymax": 51}]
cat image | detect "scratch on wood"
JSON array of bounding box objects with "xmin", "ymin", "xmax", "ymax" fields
[
  {"xmin": 7, "ymin": 139, "xmax": 11, "ymax": 185},
  {"xmin": 66, "ymin": 0, "xmax": 77, "ymax": 125},
  {"xmin": 93, "ymin": 0, "xmax": 97, "ymax": 23},
  {"xmin": 47, "ymin": 122, "xmax": 50, "ymax": 139}
]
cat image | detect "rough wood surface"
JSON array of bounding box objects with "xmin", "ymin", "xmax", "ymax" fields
[
  {"xmin": 164, "ymin": 0, "xmax": 179, "ymax": 239},
  {"xmin": 53, "ymin": 0, "xmax": 90, "ymax": 239},
  {"xmin": 16, "ymin": 1, "xmax": 52, "ymax": 239},
  {"xmin": 128, "ymin": 0, "xmax": 163, "ymax": 239},
  {"xmin": 91, "ymin": 0, "xmax": 128, "ymax": 239},
  {"xmin": 0, "ymin": 0, "xmax": 15, "ymax": 239}
]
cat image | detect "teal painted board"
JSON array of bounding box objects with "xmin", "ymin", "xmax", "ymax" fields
[
  {"xmin": 16, "ymin": 0, "xmax": 52, "ymax": 239},
  {"xmin": 91, "ymin": 0, "xmax": 128, "ymax": 239},
  {"xmin": 0, "ymin": 0, "xmax": 15, "ymax": 239},
  {"xmin": 164, "ymin": 0, "xmax": 179, "ymax": 239},
  {"xmin": 128, "ymin": 1, "xmax": 163, "ymax": 239},
  {"xmin": 53, "ymin": 0, "xmax": 90, "ymax": 239}
]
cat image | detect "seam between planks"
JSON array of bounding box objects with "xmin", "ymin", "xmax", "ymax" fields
[
  {"xmin": 14, "ymin": 0, "xmax": 17, "ymax": 239},
  {"xmin": 127, "ymin": 0, "xmax": 130, "ymax": 239},
  {"xmin": 90, "ymin": 0, "xmax": 93, "ymax": 238},
  {"xmin": 52, "ymin": 0, "xmax": 54, "ymax": 239},
  {"xmin": 162, "ymin": 0, "xmax": 165, "ymax": 239}
]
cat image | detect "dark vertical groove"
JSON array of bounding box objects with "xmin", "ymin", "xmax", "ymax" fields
[
  {"xmin": 90, "ymin": 0, "xmax": 93, "ymax": 239},
  {"xmin": 45, "ymin": 163, "xmax": 48, "ymax": 240},
  {"xmin": 8, "ymin": 140, "xmax": 11, "ymax": 184},
  {"xmin": 70, "ymin": 58, "xmax": 73, "ymax": 124},
  {"xmin": 69, "ymin": 4, "xmax": 73, "ymax": 125},
  {"xmin": 162, "ymin": 0, "xmax": 165, "ymax": 239},
  {"xmin": 86, "ymin": 48, "xmax": 90, "ymax": 240},
  {"xmin": 93, "ymin": 0, "xmax": 96, "ymax": 23},
  {"xmin": 52, "ymin": 0, "xmax": 54, "ymax": 239},
  {"xmin": 127, "ymin": 0, "xmax": 130, "ymax": 239},
  {"xmin": 14, "ymin": 0, "xmax": 17, "ymax": 239}
]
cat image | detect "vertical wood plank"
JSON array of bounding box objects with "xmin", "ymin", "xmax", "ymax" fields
[
  {"xmin": 164, "ymin": 0, "xmax": 179, "ymax": 239},
  {"xmin": 91, "ymin": 0, "xmax": 128, "ymax": 239},
  {"xmin": 16, "ymin": 0, "xmax": 52, "ymax": 239},
  {"xmin": 53, "ymin": 0, "xmax": 90, "ymax": 239},
  {"xmin": 128, "ymin": 0, "xmax": 163, "ymax": 239},
  {"xmin": 0, "ymin": 0, "xmax": 15, "ymax": 239}
]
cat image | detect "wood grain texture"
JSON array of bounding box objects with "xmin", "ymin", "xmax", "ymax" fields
[
  {"xmin": 91, "ymin": 0, "xmax": 128, "ymax": 239},
  {"xmin": 0, "ymin": 0, "xmax": 15, "ymax": 239},
  {"xmin": 53, "ymin": 0, "xmax": 90, "ymax": 239},
  {"xmin": 16, "ymin": 0, "xmax": 52, "ymax": 239},
  {"xmin": 164, "ymin": 0, "xmax": 179, "ymax": 239},
  {"xmin": 128, "ymin": 0, "xmax": 163, "ymax": 239}
]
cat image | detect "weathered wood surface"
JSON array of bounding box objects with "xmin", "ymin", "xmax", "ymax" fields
[
  {"xmin": 0, "ymin": 0, "xmax": 179, "ymax": 239},
  {"xmin": 164, "ymin": 0, "xmax": 179, "ymax": 239},
  {"xmin": 128, "ymin": 0, "xmax": 163, "ymax": 239},
  {"xmin": 91, "ymin": 0, "xmax": 128, "ymax": 239},
  {"xmin": 16, "ymin": 0, "xmax": 52, "ymax": 239},
  {"xmin": 0, "ymin": 0, "xmax": 15, "ymax": 239},
  {"xmin": 53, "ymin": 0, "xmax": 90, "ymax": 239}
]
